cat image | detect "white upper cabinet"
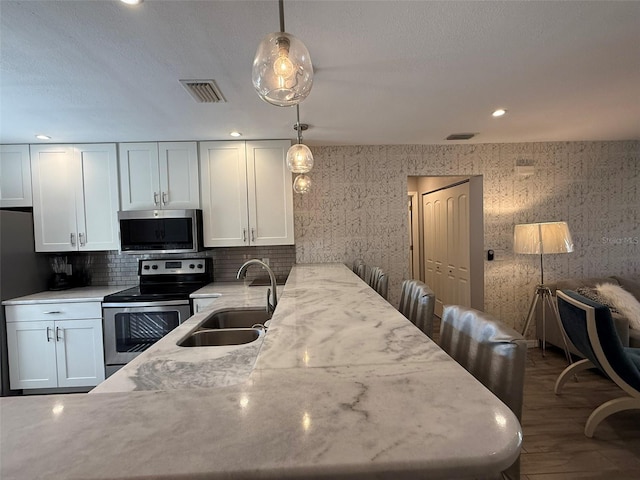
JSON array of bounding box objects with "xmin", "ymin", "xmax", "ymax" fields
[
  {"xmin": 30, "ymin": 144, "xmax": 119, "ymax": 252},
  {"xmin": 199, "ymin": 140, "xmax": 294, "ymax": 247},
  {"xmin": 246, "ymin": 141, "xmax": 294, "ymax": 246},
  {"xmin": 0, "ymin": 144, "xmax": 32, "ymax": 207},
  {"xmin": 199, "ymin": 141, "xmax": 248, "ymax": 247},
  {"xmin": 119, "ymin": 142, "xmax": 199, "ymax": 211}
]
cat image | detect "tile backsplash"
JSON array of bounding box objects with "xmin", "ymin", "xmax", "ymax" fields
[{"xmin": 61, "ymin": 246, "xmax": 296, "ymax": 287}]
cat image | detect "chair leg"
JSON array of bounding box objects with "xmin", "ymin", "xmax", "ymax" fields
[
  {"xmin": 585, "ymin": 397, "xmax": 640, "ymax": 438},
  {"xmin": 554, "ymin": 359, "xmax": 593, "ymax": 394}
]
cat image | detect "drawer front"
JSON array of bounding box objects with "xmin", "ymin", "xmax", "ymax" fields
[{"xmin": 5, "ymin": 302, "xmax": 102, "ymax": 322}]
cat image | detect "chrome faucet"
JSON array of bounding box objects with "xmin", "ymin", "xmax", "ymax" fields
[{"xmin": 237, "ymin": 259, "xmax": 277, "ymax": 314}]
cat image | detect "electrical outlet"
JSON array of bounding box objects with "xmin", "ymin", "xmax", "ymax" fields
[{"xmin": 262, "ymin": 257, "xmax": 270, "ymax": 266}]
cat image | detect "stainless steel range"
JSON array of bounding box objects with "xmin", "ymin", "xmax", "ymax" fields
[{"xmin": 102, "ymin": 257, "xmax": 212, "ymax": 376}]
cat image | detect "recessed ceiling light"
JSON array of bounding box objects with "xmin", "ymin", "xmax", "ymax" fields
[
  {"xmin": 229, "ymin": 131, "xmax": 242, "ymax": 138},
  {"xmin": 492, "ymin": 109, "xmax": 507, "ymax": 117},
  {"xmin": 120, "ymin": 0, "xmax": 143, "ymax": 5},
  {"xmin": 35, "ymin": 134, "xmax": 51, "ymax": 140}
]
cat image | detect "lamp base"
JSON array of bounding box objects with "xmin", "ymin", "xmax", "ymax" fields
[{"xmin": 521, "ymin": 284, "xmax": 573, "ymax": 365}]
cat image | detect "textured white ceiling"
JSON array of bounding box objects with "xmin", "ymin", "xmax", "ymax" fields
[{"xmin": 1, "ymin": 0, "xmax": 639, "ymax": 146}]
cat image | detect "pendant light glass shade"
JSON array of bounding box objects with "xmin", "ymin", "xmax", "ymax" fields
[
  {"xmin": 252, "ymin": 32, "xmax": 313, "ymax": 107},
  {"xmin": 286, "ymin": 143, "xmax": 314, "ymax": 173},
  {"xmin": 293, "ymin": 174, "xmax": 311, "ymax": 194}
]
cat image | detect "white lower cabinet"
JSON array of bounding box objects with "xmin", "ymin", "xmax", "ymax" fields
[
  {"xmin": 5, "ymin": 303, "xmax": 105, "ymax": 390},
  {"xmin": 193, "ymin": 297, "xmax": 219, "ymax": 314}
]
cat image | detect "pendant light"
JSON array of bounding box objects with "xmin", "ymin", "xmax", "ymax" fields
[
  {"xmin": 293, "ymin": 174, "xmax": 311, "ymax": 194},
  {"xmin": 287, "ymin": 105, "xmax": 314, "ymax": 173},
  {"xmin": 252, "ymin": 0, "xmax": 313, "ymax": 107}
]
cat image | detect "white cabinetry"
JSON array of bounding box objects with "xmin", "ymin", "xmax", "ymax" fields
[
  {"xmin": 5, "ymin": 302, "xmax": 105, "ymax": 390},
  {"xmin": 199, "ymin": 140, "xmax": 294, "ymax": 247},
  {"xmin": 0, "ymin": 144, "xmax": 32, "ymax": 207},
  {"xmin": 193, "ymin": 296, "xmax": 220, "ymax": 314},
  {"xmin": 30, "ymin": 144, "xmax": 119, "ymax": 252},
  {"xmin": 119, "ymin": 142, "xmax": 199, "ymax": 211}
]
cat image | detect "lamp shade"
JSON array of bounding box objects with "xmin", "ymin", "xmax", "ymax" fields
[
  {"xmin": 252, "ymin": 32, "xmax": 313, "ymax": 107},
  {"xmin": 514, "ymin": 222, "xmax": 574, "ymax": 254}
]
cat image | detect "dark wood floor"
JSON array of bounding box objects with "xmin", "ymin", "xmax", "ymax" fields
[{"xmin": 519, "ymin": 347, "xmax": 640, "ymax": 479}]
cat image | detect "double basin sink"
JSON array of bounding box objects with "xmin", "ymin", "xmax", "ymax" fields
[{"xmin": 178, "ymin": 308, "xmax": 272, "ymax": 347}]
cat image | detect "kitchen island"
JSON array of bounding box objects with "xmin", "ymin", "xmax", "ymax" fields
[{"xmin": 0, "ymin": 263, "xmax": 522, "ymax": 479}]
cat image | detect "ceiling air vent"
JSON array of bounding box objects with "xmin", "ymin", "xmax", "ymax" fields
[
  {"xmin": 446, "ymin": 133, "xmax": 475, "ymax": 141},
  {"xmin": 179, "ymin": 80, "xmax": 226, "ymax": 103}
]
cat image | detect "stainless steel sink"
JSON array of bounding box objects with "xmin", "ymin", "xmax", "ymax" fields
[
  {"xmin": 197, "ymin": 308, "xmax": 272, "ymax": 330},
  {"xmin": 178, "ymin": 328, "xmax": 262, "ymax": 347}
]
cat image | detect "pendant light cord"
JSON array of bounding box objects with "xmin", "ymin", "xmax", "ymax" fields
[
  {"xmin": 279, "ymin": 0, "xmax": 285, "ymax": 32},
  {"xmin": 296, "ymin": 104, "xmax": 302, "ymax": 144}
]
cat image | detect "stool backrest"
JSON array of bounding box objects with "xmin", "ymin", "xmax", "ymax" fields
[
  {"xmin": 398, "ymin": 279, "xmax": 435, "ymax": 337},
  {"xmin": 439, "ymin": 305, "xmax": 526, "ymax": 480},
  {"xmin": 369, "ymin": 266, "xmax": 388, "ymax": 300}
]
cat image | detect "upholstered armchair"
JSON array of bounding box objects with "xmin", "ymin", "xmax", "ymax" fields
[{"xmin": 555, "ymin": 290, "xmax": 640, "ymax": 437}]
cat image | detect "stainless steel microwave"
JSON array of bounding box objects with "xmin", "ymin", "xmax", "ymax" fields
[{"xmin": 118, "ymin": 209, "xmax": 204, "ymax": 254}]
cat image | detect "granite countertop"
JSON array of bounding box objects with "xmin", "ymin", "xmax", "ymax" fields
[
  {"xmin": 0, "ymin": 264, "xmax": 522, "ymax": 480},
  {"xmin": 1, "ymin": 285, "xmax": 131, "ymax": 305}
]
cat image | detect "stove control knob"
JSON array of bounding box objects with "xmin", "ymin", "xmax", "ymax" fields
[
  {"xmin": 143, "ymin": 265, "xmax": 150, "ymax": 270},
  {"xmin": 189, "ymin": 264, "xmax": 195, "ymax": 269},
  {"xmin": 151, "ymin": 265, "xmax": 158, "ymax": 270},
  {"xmin": 197, "ymin": 263, "xmax": 203, "ymax": 269}
]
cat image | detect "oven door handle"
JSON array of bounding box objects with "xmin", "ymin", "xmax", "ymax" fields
[{"xmin": 102, "ymin": 300, "xmax": 190, "ymax": 308}]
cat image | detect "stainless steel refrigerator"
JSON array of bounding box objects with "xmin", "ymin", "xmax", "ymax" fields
[{"xmin": 0, "ymin": 210, "xmax": 49, "ymax": 395}]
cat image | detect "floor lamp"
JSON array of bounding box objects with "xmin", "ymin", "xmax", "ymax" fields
[{"xmin": 514, "ymin": 221, "xmax": 574, "ymax": 363}]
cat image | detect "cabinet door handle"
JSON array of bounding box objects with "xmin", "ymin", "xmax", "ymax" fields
[
  {"xmin": 162, "ymin": 192, "xmax": 168, "ymax": 205},
  {"xmin": 251, "ymin": 228, "xmax": 255, "ymax": 242},
  {"xmin": 44, "ymin": 311, "xmax": 62, "ymax": 314},
  {"xmin": 46, "ymin": 327, "xmax": 52, "ymax": 342},
  {"xmin": 70, "ymin": 233, "xmax": 76, "ymax": 246},
  {"xmin": 56, "ymin": 326, "xmax": 62, "ymax": 341},
  {"xmin": 79, "ymin": 232, "xmax": 85, "ymax": 246},
  {"xmin": 242, "ymin": 229, "xmax": 247, "ymax": 242},
  {"xmin": 153, "ymin": 192, "xmax": 159, "ymax": 205}
]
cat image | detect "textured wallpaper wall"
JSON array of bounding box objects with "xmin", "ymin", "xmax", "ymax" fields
[{"xmin": 293, "ymin": 140, "xmax": 640, "ymax": 331}]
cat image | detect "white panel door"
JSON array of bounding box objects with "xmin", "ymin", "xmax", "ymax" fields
[
  {"xmin": 423, "ymin": 194, "xmax": 436, "ymax": 288},
  {"xmin": 422, "ymin": 182, "xmax": 471, "ymax": 316},
  {"xmin": 55, "ymin": 319, "xmax": 105, "ymax": 388},
  {"xmin": 426, "ymin": 193, "xmax": 447, "ymax": 316},
  {"xmin": 158, "ymin": 142, "xmax": 200, "ymax": 209},
  {"xmin": 75, "ymin": 144, "xmax": 120, "ymax": 251},
  {"xmin": 445, "ymin": 183, "xmax": 470, "ymax": 307},
  {"xmin": 118, "ymin": 142, "xmax": 160, "ymax": 210},
  {"xmin": 6, "ymin": 321, "xmax": 58, "ymax": 389},
  {"xmin": 0, "ymin": 144, "xmax": 32, "ymax": 207},
  {"xmin": 199, "ymin": 141, "xmax": 249, "ymax": 247},
  {"xmin": 30, "ymin": 144, "xmax": 77, "ymax": 252},
  {"xmin": 246, "ymin": 140, "xmax": 294, "ymax": 246}
]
